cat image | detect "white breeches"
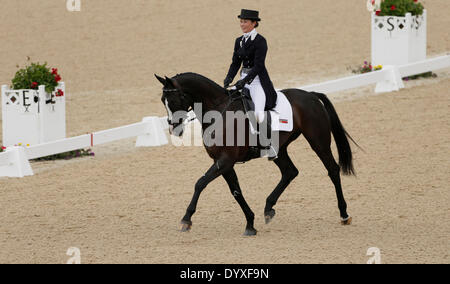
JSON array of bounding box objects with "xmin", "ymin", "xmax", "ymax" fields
[{"xmin": 241, "ymin": 72, "xmax": 266, "ymax": 123}]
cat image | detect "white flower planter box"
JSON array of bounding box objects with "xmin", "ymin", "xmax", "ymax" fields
[
  {"xmin": 1, "ymin": 83, "xmax": 66, "ymax": 147},
  {"xmin": 371, "ymin": 10, "xmax": 427, "ymax": 66}
]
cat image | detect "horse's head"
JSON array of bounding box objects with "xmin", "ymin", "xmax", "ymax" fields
[{"xmin": 155, "ymin": 74, "xmax": 193, "ymax": 137}]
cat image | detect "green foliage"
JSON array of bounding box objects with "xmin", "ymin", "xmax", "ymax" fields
[
  {"xmin": 403, "ymin": 71, "xmax": 437, "ymax": 81},
  {"xmin": 31, "ymin": 149, "xmax": 95, "ymax": 161},
  {"xmin": 378, "ymin": 0, "xmax": 424, "ymax": 16},
  {"xmin": 11, "ymin": 62, "xmax": 61, "ymax": 93}
]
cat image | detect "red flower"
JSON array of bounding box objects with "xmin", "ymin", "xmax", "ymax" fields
[
  {"xmin": 1, "ymin": 146, "xmax": 6, "ymax": 150},
  {"xmin": 376, "ymin": 10, "xmax": 381, "ymax": 16},
  {"xmin": 54, "ymin": 74, "xmax": 62, "ymax": 82},
  {"xmin": 56, "ymin": 89, "xmax": 64, "ymax": 97},
  {"xmin": 51, "ymin": 68, "xmax": 58, "ymax": 75},
  {"xmin": 31, "ymin": 82, "xmax": 38, "ymax": 88},
  {"xmin": 391, "ymin": 5, "xmax": 396, "ymax": 11}
]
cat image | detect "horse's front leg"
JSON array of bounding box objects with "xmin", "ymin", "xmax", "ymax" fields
[
  {"xmin": 181, "ymin": 158, "xmax": 233, "ymax": 232},
  {"xmin": 222, "ymin": 168, "xmax": 257, "ymax": 236}
]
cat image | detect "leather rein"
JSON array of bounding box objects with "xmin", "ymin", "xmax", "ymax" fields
[{"xmin": 163, "ymin": 86, "xmax": 247, "ymax": 124}]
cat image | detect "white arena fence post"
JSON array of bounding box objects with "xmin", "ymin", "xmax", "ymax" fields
[
  {"xmin": 0, "ymin": 146, "xmax": 33, "ymax": 178},
  {"xmin": 374, "ymin": 65, "xmax": 405, "ymax": 93},
  {"xmin": 136, "ymin": 116, "xmax": 168, "ymax": 147}
]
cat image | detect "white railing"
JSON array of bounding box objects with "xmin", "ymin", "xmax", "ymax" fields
[
  {"xmin": 397, "ymin": 55, "xmax": 450, "ymax": 78},
  {"xmin": 24, "ymin": 117, "xmax": 169, "ymax": 160},
  {"xmin": 298, "ymin": 55, "xmax": 450, "ymax": 93},
  {"xmin": 0, "ymin": 116, "xmax": 169, "ymax": 177}
]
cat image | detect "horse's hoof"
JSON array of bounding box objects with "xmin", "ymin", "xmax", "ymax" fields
[
  {"xmin": 180, "ymin": 221, "xmax": 192, "ymax": 232},
  {"xmin": 264, "ymin": 209, "xmax": 276, "ymax": 224},
  {"xmin": 340, "ymin": 216, "xmax": 352, "ymax": 225},
  {"xmin": 243, "ymin": 228, "xmax": 257, "ymax": 236}
]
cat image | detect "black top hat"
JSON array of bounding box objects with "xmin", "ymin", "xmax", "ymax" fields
[{"xmin": 237, "ymin": 9, "xmax": 261, "ymax": 21}]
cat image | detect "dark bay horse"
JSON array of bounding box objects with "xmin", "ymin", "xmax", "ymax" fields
[{"xmin": 155, "ymin": 72, "xmax": 357, "ymax": 236}]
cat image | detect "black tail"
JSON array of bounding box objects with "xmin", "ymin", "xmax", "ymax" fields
[{"xmin": 312, "ymin": 92, "xmax": 357, "ymax": 176}]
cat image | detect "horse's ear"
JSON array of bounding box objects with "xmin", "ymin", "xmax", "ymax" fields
[
  {"xmin": 155, "ymin": 74, "xmax": 166, "ymax": 86},
  {"xmin": 165, "ymin": 76, "xmax": 175, "ymax": 88}
]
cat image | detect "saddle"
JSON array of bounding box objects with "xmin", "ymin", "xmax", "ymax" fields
[
  {"xmin": 240, "ymin": 87, "xmax": 255, "ymax": 114},
  {"xmin": 226, "ymin": 87, "xmax": 292, "ymax": 162}
]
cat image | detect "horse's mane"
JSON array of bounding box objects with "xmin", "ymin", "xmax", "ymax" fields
[{"xmin": 173, "ymin": 72, "xmax": 225, "ymax": 93}]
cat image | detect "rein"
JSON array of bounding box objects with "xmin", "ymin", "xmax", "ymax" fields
[
  {"xmin": 164, "ymin": 86, "xmax": 246, "ymax": 124},
  {"xmin": 216, "ymin": 89, "xmax": 246, "ymax": 116}
]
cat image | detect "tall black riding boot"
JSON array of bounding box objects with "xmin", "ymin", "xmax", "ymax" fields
[{"xmin": 258, "ymin": 112, "xmax": 278, "ymax": 161}]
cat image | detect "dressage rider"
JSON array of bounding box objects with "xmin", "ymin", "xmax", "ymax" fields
[{"xmin": 224, "ymin": 9, "xmax": 278, "ymax": 160}]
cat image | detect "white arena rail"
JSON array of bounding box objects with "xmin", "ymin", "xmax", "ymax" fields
[
  {"xmin": 25, "ymin": 117, "xmax": 169, "ymax": 160},
  {"xmin": 1, "ymin": 55, "xmax": 449, "ymax": 178},
  {"xmin": 397, "ymin": 55, "xmax": 450, "ymax": 78},
  {"xmin": 298, "ymin": 55, "xmax": 450, "ymax": 94},
  {"xmin": 0, "ymin": 116, "xmax": 169, "ymax": 177}
]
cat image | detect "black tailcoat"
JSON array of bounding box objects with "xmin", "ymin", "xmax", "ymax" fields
[{"xmin": 226, "ymin": 34, "xmax": 278, "ymax": 110}]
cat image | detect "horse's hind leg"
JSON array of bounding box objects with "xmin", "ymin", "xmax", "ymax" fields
[
  {"xmin": 222, "ymin": 169, "xmax": 257, "ymax": 236},
  {"xmin": 264, "ymin": 146, "xmax": 299, "ymax": 224},
  {"xmin": 304, "ymin": 130, "xmax": 351, "ymax": 225}
]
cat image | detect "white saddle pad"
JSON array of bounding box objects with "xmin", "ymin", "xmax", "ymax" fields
[{"xmin": 270, "ymin": 91, "xmax": 293, "ymax": 132}]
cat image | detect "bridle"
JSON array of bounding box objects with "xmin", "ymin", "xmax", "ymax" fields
[
  {"xmin": 163, "ymin": 87, "xmax": 194, "ymax": 125},
  {"xmin": 163, "ymin": 86, "xmax": 246, "ymax": 126}
]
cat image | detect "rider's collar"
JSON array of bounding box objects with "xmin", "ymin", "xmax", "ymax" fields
[{"xmin": 243, "ymin": 28, "xmax": 258, "ymax": 41}]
